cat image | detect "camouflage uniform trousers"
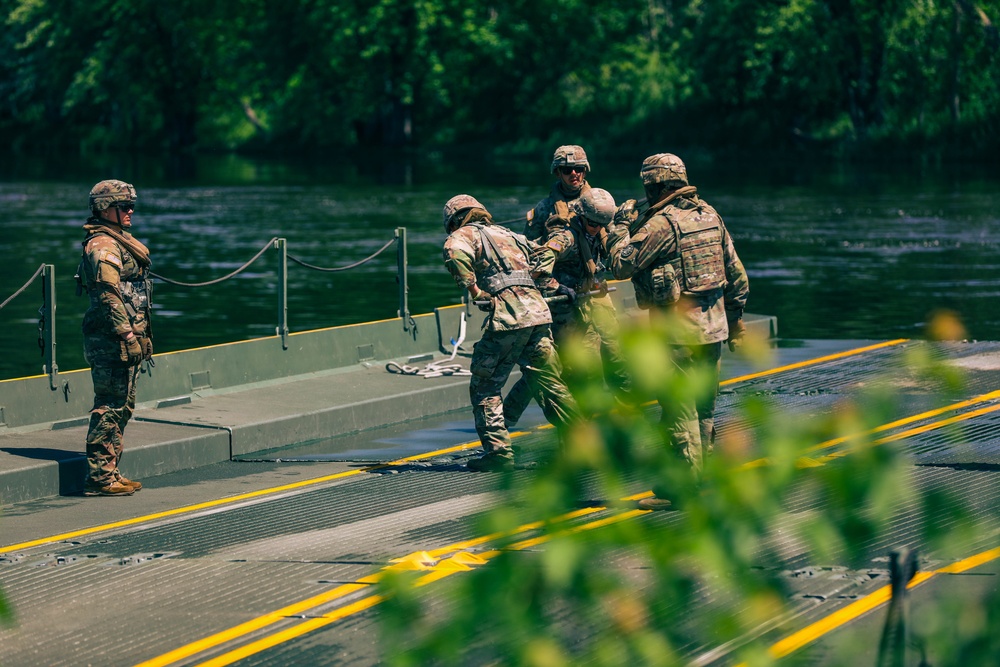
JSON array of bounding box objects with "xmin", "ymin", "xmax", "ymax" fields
[
  {"xmin": 503, "ymin": 295, "xmax": 630, "ymax": 425},
  {"xmin": 471, "ymin": 324, "xmax": 581, "ymax": 454},
  {"xmin": 85, "ymin": 360, "xmax": 141, "ymax": 486},
  {"xmin": 658, "ymin": 341, "xmax": 722, "ymax": 477}
]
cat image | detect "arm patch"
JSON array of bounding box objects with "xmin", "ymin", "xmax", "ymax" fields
[
  {"xmin": 99, "ymin": 249, "xmax": 122, "ymax": 268},
  {"xmin": 95, "ymin": 249, "xmax": 123, "ymax": 285}
]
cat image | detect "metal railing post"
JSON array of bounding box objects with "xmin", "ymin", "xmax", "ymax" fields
[
  {"xmin": 40, "ymin": 264, "xmax": 60, "ymax": 390},
  {"xmin": 396, "ymin": 227, "xmax": 410, "ymax": 331},
  {"xmin": 275, "ymin": 238, "xmax": 289, "ymax": 349},
  {"xmin": 876, "ymin": 547, "xmax": 918, "ymax": 667}
]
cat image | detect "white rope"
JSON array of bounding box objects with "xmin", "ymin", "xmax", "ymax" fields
[{"xmin": 386, "ymin": 312, "xmax": 472, "ymax": 378}]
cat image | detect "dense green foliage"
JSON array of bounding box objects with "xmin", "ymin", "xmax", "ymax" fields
[{"xmin": 1, "ymin": 0, "xmax": 997, "ymax": 156}]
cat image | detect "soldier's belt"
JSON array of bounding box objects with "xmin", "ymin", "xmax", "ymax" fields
[{"xmin": 473, "ymin": 286, "xmax": 616, "ymax": 307}]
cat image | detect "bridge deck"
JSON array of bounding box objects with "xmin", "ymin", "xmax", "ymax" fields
[{"xmin": 2, "ymin": 338, "xmax": 999, "ymax": 666}]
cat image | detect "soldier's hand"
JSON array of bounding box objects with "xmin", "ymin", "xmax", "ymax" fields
[
  {"xmin": 613, "ymin": 199, "xmax": 638, "ymax": 226},
  {"xmin": 140, "ymin": 337, "xmax": 153, "ymax": 360},
  {"xmin": 121, "ymin": 334, "xmax": 143, "ymax": 366},
  {"xmin": 555, "ymin": 283, "xmax": 577, "ymax": 304},
  {"xmin": 469, "ymin": 286, "xmax": 493, "ymax": 312},
  {"xmin": 727, "ymin": 319, "xmax": 747, "ymax": 352}
]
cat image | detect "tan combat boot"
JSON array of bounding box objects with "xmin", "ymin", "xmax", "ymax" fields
[
  {"xmin": 115, "ymin": 470, "xmax": 143, "ymax": 492},
  {"xmin": 83, "ymin": 479, "xmax": 135, "ymax": 496},
  {"xmin": 466, "ymin": 450, "xmax": 515, "ymax": 472}
]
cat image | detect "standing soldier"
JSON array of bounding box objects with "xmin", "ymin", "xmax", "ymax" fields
[
  {"xmin": 603, "ymin": 154, "xmax": 749, "ymax": 508},
  {"xmin": 442, "ymin": 195, "xmax": 582, "ymax": 471},
  {"xmin": 78, "ymin": 180, "xmax": 153, "ymax": 496},
  {"xmin": 504, "ymin": 188, "xmax": 633, "ymax": 428},
  {"xmin": 523, "ymin": 145, "xmax": 592, "ymax": 243}
]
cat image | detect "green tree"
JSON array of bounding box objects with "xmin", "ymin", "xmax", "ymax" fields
[{"xmin": 1, "ymin": 0, "xmax": 998, "ymax": 155}]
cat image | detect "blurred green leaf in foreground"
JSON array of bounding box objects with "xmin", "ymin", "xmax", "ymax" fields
[{"xmin": 378, "ymin": 309, "xmax": 1000, "ymax": 666}]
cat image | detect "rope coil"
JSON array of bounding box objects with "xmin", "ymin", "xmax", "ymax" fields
[{"xmin": 386, "ymin": 311, "xmax": 471, "ymax": 379}]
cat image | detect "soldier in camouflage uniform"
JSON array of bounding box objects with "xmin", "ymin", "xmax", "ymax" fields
[
  {"xmin": 503, "ymin": 188, "xmax": 632, "ymax": 428},
  {"xmin": 442, "ymin": 195, "xmax": 582, "ymax": 471},
  {"xmin": 78, "ymin": 179, "xmax": 154, "ymax": 496},
  {"xmin": 602, "ymin": 154, "xmax": 749, "ymax": 508},
  {"xmin": 522, "ymin": 145, "xmax": 593, "ymax": 243}
]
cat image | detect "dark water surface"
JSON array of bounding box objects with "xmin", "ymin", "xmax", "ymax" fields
[{"xmin": 1, "ymin": 152, "xmax": 998, "ymax": 380}]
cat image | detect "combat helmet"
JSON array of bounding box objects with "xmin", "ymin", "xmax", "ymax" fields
[
  {"xmin": 639, "ymin": 153, "xmax": 688, "ymax": 188},
  {"xmin": 550, "ymin": 145, "xmax": 590, "ymax": 173},
  {"xmin": 89, "ymin": 179, "xmax": 136, "ymax": 212},
  {"xmin": 442, "ymin": 194, "xmax": 486, "ymax": 233},
  {"xmin": 571, "ymin": 188, "xmax": 616, "ymax": 227}
]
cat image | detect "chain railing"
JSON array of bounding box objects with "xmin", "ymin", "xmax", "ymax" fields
[{"xmin": 0, "ymin": 229, "xmax": 408, "ymax": 387}]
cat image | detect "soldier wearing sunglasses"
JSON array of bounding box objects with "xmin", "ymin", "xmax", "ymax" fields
[
  {"xmin": 522, "ymin": 145, "xmax": 593, "ymax": 243},
  {"xmin": 77, "ymin": 179, "xmax": 154, "ymax": 496}
]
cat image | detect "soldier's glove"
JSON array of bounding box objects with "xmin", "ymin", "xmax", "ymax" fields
[
  {"xmin": 140, "ymin": 337, "xmax": 154, "ymax": 360},
  {"xmin": 727, "ymin": 319, "xmax": 747, "ymax": 352},
  {"xmin": 555, "ymin": 283, "xmax": 577, "ymax": 304},
  {"xmin": 470, "ymin": 285, "xmax": 493, "ymax": 312},
  {"xmin": 613, "ymin": 199, "xmax": 638, "ymax": 226},
  {"xmin": 121, "ymin": 334, "xmax": 143, "ymax": 366}
]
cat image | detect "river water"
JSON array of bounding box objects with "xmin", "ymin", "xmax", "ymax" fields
[{"xmin": 1, "ymin": 152, "xmax": 998, "ymax": 381}]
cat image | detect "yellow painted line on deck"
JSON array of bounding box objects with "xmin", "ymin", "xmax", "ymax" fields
[
  {"xmin": 134, "ymin": 500, "xmax": 635, "ymax": 667},
  {"xmin": 720, "ymin": 339, "xmax": 909, "ymax": 387},
  {"xmin": 0, "ymin": 439, "xmax": 484, "ymax": 554},
  {"xmin": 736, "ymin": 545, "xmax": 1000, "ymax": 666},
  {"xmin": 792, "ymin": 398, "xmax": 1000, "ymax": 469},
  {"xmin": 193, "ymin": 594, "xmax": 387, "ymax": 667},
  {"xmin": 181, "ymin": 508, "xmax": 649, "ymax": 667},
  {"xmin": 742, "ymin": 387, "xmax": 1000, "ymax": 469},
  {"xmin": 131, "ymin": 583, "xmax": 370, "ymax": 667}
]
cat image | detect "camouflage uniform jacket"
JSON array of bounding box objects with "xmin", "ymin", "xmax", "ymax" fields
[
  {"xmin": 534, "ymin": 220, "xmax": 611, "ymax": 305},
  {"xmin": 603, "ymin": 190, "xmax": 749, "ymax": 344},
  {"xmin": 523, "ymin": 181, "xmax": 592, "ymax": 242},
  {"xmin": 443, "ymin": 221, "xmax": 552, "ymax": 332},
  {"xmin": 80, "ymin": 223, "xmax": 152, "ymax": 340}
]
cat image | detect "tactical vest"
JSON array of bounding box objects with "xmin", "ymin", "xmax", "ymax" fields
[
  {"xmin": 118, "ymin": 271, "xmax": 152, "ymax": 326},
  {"xmin": 552, "ymin": 220, "xmax": 604, "ymax": 293},
  {"xmin": 468, "ymin": 223, "xmax": 536, "ymax": 295},
  {"xmin": 633, "ymin": 196, "xmax": 726, "ymax": 308},
  {"xmin": 78, "ymin": 233, "xmax": 152, "ymax": 332},
  {"xmin": 665, "ymin": 202, "xmax": 726, "ymax": 294}
]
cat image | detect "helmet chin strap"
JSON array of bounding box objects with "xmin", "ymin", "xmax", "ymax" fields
[
  {"xmin": 114, "ymin": 206, "xmax": 131, "ymax": 228},
  {"xmin": 102, "ymin": 206, "xmax": 127, "ymax": 228}
]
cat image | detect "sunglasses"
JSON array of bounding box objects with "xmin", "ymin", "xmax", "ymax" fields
[
  {"xmin": 559, "ymin": 166, "xmax": 586, "ymax": 175},
  {"xmin": 115, "ymin": 202, "xmax": 136, "ymax": 212}
]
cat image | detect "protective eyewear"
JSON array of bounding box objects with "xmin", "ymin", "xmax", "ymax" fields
[
  {"xmin": 559, "ymin": 166, "xmax": 586, "ymax": 175},
  {"xmin": 115, "ymin": 201, "xmax": 136, "ymax": 212}
]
